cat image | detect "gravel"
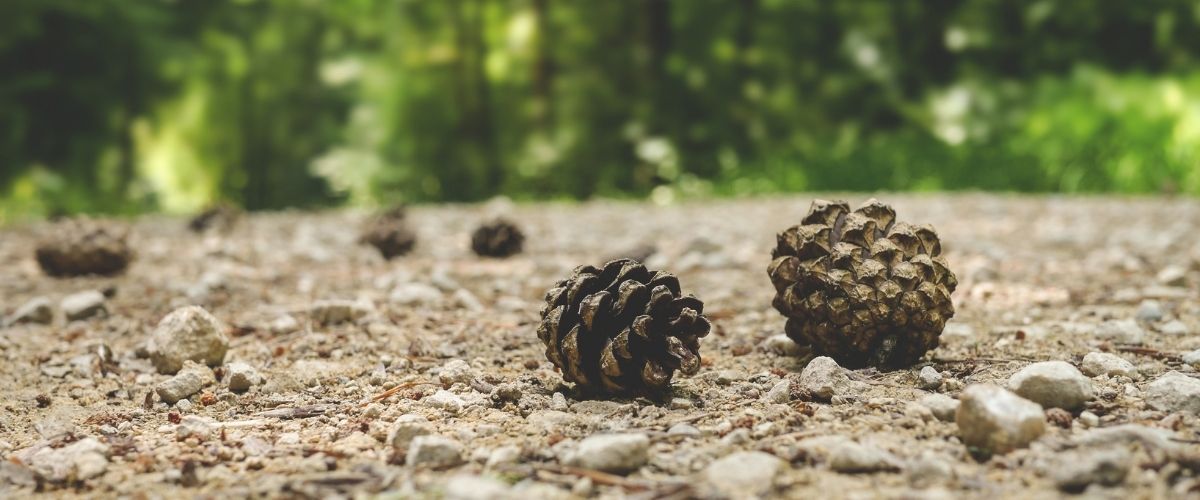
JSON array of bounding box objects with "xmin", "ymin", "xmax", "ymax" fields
[
  {"xmin": 156, "ymin": 360, "xmax": 215, "ymax": 404},
  {"xmin": 799, "ymin": 436, "xmax": 902, "ymax": 473},
  {"xmin": 956, "ymin": 384, "xmax": 1046, "ymax": 455},
  {"xmin": 1144, "ymin": 372, "xmax": 1200, "ymax": 413},
  {"xmin": 308, "ymin": 299, "xmax": 373, "ymax": 324},
  {"xmin": 147, "ymin": 306, "xmax": 229, "ymax": 374},
  {"xmin": 1080, "ymin": 352, "xmax": 1137, "ymax": 378},
  {"xmin": 61, "ymin": 290, "xmax": 107, "ymax": 321},
  {"xmin": 406, "ymin": 435, "xmax": 465, "ymax": 469},
  {"xmin": 28, "ymin": 437, "xmax": 110, "ymax": 483},
  {"xmin": 701, "ymin": 451, "xmax": 785, "ymax": 497},
  {"xmin": 564, "ymin": 433, "xmax": 649, "ymax": 474},
  {"xmin": 1051, "ymin": 447, "xmax": 1131, "ymax": 492},
  {"xmin": 1007, "ymin": 361, "xmax": 1094, "ymax": 410}
]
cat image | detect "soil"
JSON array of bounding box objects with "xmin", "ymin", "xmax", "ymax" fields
[{"xmin": 1, "ymin": 194, "xmax": 1199, "ymax": 498}]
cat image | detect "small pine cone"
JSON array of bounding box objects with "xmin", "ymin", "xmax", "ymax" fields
[
  {"xmin": 359, "ymin": 206, "xmax": 416, "ymax": 260},
  {"xmin": 537, "ymin": 259, "xmax": 711, "ymax": 395},
  {"xmin": 471, "ymin": 219, "xmax": 524, "ymax": 258},
  {"xmin": 188, "ymin": 203, "xmax": 241, "ymax": 233},
  {"xmin": 767, "ymin": 199, "xmax": 957, "ymax": 368},
  {"xmin": 36, "ymin": 218, "xmax": 133, "ymax": 277}
]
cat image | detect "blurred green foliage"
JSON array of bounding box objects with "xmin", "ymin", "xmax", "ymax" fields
[{"xmin": 2, "ymin": 0, "xmax": 1200, "ymax": 217}]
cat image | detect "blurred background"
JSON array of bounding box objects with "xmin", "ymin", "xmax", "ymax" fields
[{"xmin": 3, "ymin": 0, "xmax": 1200, "ymax": 219}]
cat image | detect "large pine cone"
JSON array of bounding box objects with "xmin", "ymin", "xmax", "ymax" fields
[
  {"xmin": 36, "ymin": 218, "xmax": 133, "ymax": 277},
  {"xmin": 538, "ymin": 259, "xmax": 711, "ymax": 395},
  {"xmin": 359, "ymin": 206, "xmax": 416, "ymax": 260},
  {"xmin": 471, "ymin": 218, "xmax": 524, "ymax": 258},
  {"xmin": 768, "ymin": 199, "xmax": 957, "ymax": 368}
]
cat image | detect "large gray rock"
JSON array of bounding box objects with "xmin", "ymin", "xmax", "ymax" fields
[
  {"xmin": 797, "ymin": 356, "xmax": 852, "ymax": 401},
  {"xmin": 1145, "ymin": 372, "xmax": 1200, "ymax": 413},
  {"xmin": 7, "ymin": 297, "xmax": 53, "ymax": 325},
  {"xmin": 406, "ymin": 435, "xmax": 464, "ymax": 469},
  {"xmin": 148, "ymin": 306, "xmax": 229, "ymax": 374},
  {"xmin": 956, "ymin": 384, "xmax": 1046, "ymax": 455},
  {"xmin": 61, "ymin": 290, "xmax": 107, "ymax": 321},
  {"xmin": 28, "ymin": 437, "xmax": 109, "ymax": 482},
  {"xmin": 1007, "ymin": 361, "xmax": 1093, "ymax": 410},
  {"xmin": 701, "ymin": 451, "xmax": 785, "ymax": 498},
  {"xmin": 1080, "ymin": 352, "xmax": 1137, "ymax": 378},
  {"xmin": 564, "ymin": 433, "xmax": 649, "ymax": 474},
  {"xmin": 156, "ymin": 360, "xmax": 215, "ymax": 404}
]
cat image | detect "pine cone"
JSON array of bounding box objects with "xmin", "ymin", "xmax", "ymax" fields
[
  {"xmin": 36, "ymin": 218, "xmax": 133, "ymax": 277},
  {"xmin": 537, "ymin": 259, "xmax": 710, "ymax": 395},
  {"xmin": 767, "ymin": 199, "xmax": 957, "ymax": 368},
  {"xmin": 471, "ymin": 219, "xmax": 524, "ymax": 258},
  {"xmin": 359, "ymin": 207, "xmax": 416, "ymax": 260}
]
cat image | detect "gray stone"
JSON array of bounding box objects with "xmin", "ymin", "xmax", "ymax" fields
[
  {"xmin": 1159, "ymin": 320, "xmax": 1189, "ymax": 336},
  {"xmin": 7, "ymin": 297, "xmax": 53, "ymax": 325},
  {"xmin": 956, "ymin": 384, "xmax": 1046, "ymax": 454},
  {"xmin": 1094, "ymin": 319, "xmax": 1145, "ymax": 344},
  {"xmin": 406, "ymin": 435, "xmax": 465, "ymax": 469},
  {"xmin": 1145, "ymin": 371, "xmax": 1200, "ymax": 413},
  {"xmin": 390, "ymin": 414, "xmax": 433, "ymax": 450},
  {"xmin": 175, "ymin": 415, "xmax": 215, "ymax": 440},
  {"xmin": 61, "ymin": 290, "xmax": 107, "ymax": 321},
  {"xmin": 1183, "ymin": 350, "xmax": 1200, "ymax": 368},
  {"xmin": 667, "ymin": 423, "xmax": 701, "ymax": 438},
  {"xmin": 308, "ymin": 299, "xmax": 372, "ymax": 324},
  {"xmin": 268, "ymin": 315, "xmax": 299, "ymax": 334},
  {"xmin": 148, "ymin": 306, "xmax": 229, "ymax": 374},
  {"xmin": 1008, "ymin": 361, "xmax": 1093, "ymax": 410},
  {"xmin": 1135, "ymin": 300, "xmax": 1164, "ymax": 322},
  {"xmin": 1080, "ymin": 352, "xmax": 1137, "ymax": 378},
  {"xmin": 907, "ymin": 453, "xmax": 954, "ymax": 487},
  {"xmin": 485, "ymin": 445, "xmax": 522, "ymax": 469},
  {"xmin": 156, "ymin": 361, "xmax": 215, "ymax": 404},
  {"xmin": 761, "ymin": 334, "xmax": 806, "ymax": 357},
  {"xmin": 1157, "ymin": 265, "xmax": 1188, "ymax": 286},
  {"xmin": 762, "ymin": 379, "xmax": 791, "ymax": 404},
  {"xmin": 920, "ymin": 393, "xmax": 960, "ymax": 422},
  {"xmin": 443, "ymin": 474, "xmax": 510, "ymax": 500},
  {"xmin": 564, "ymin": 433, "xmax": 649, "ymax": 473},
  {"xmin": 1052, "ymin": 448, "xmax": 1131, "ymax": 492},
  {"xmin": 1073, "ymin": 424, "xmax": 1180, "ymax": 453},
  {"xmin": 798, "ymin": 356, "xmax": 850, "ymax": 401},
  {"xmin": 452, "ymin": 289, "xmax": 484, "ymax": 312},
  {"xmin": 917, "ymin": 366, "xmax": 943, "ymax": 390},
  {"xmin": 799, "ymin": 436, "xmax": 901, "ymax": 473},
  {"xmin": 28, "ymin": 437, "xmax": 109, "ymax": 482},
  {"xmin": 389, "ymin": 283, "xmax": 444, "ymax": 307},
  {"xmin": 438, "ymin": 359, "xmax": 474, "ymax": 387},
  {"xmin": 701, "ymin": 451, "xmax": 784, "ymax": 498},
  {"xmin": 225, "ymin": 362, "xmax": 262, "ymax": 392},
  {"xmin": 424, "ymin": 390, "xmax": 465, "ymax": 414}
]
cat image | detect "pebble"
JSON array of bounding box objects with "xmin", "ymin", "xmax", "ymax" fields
[
  {"xmin": 1135, "ymin": 299, "xmax": 1164, "ymax": 322},
  {"xmin": 225, "ymin": 362, "xmax": 263, "ymax": 392},
  {"xmin": 486, "ymin": 445, "xmax": 522, "ymax": 469},
  {"xmin": 308, "ymin": 299, "xmax": 372, "ymax": 324},
  {"xmin": 956, "ymin": 384, "xmax": 1046, "ymax": 455},
  {"xmin": 424, "ymin": 390, "xmax": 465, "ymax": 414},
  {"xmin": 667, "ymin": 423, "xmax": 701, "ymax": 438},
  {"xmin": 61, "ymin": 290, "xmax": 107, "ymax": 321},
  {"xmin": 550, "ymin": 392, "xmax": 570, "ymax": 411},
  {"xmin": 1159, "ymin": 320, "xmax": 1189, "ymax": 336},
  {"xmin": 1157, "ymin": 265, "xmax": 1188, "ymax": 286},
  {"xmin": 452, "ymin": 289, "xmax": 484, "ymax": 311},
  {"xmin": 921, "ymin": 393, "xmax": 960, "ymax": 422},
  {"xmin": 390, "ymin": 414, "xmax": 433, "ymax": 450},
  {"xmin": 28, "ymin": 437, "xmax": 109, "ymax": 482},
  {"xmin": 389, "ymin": 282, "xmax": 444, "ymax": 307},
  {"xmin": 917, "ymin": 366, "xmax": 943, "ymax": 390},
  {"xmin": 800, "ymin": 436, "xmax": 901, "ymax": 473},
  {"xmin": 438, "ymin": 359, "xmax": 475, "ymax": 387},
  {"xmin": 443, "ymin": 474, "xmax": 510, "ymax": 500},
  {"xmin": 1183, "ymin": 350, "xmax": 1200, "ymax": 368},
  {"xmin": 1145, "ymin": 371, "xmax": 1200, "ymax": 413},
  {"xmin": 564, "ymin": 433, "xmax": 649, "ymax": 473},
  {"xmin": 907, "ymin": 453, "xmax": 954, "ymax": 487},
  {"xmin": 1078, "ymin": 411, "xmax": 1100, "ymax": 428},
  {"xmin": 175, "ymin": 415, "xmax": 215, "ymax": 440},
  {"xmin": 1007, "ymin": 361, "xmax": 1093, "ymax": 410},
  {"xmin": 760, "ymin": 334, "xmax": 805, "ymax": 357},
  {"xmin": 156, "ymin": 361, "xmax": 216, "ymax": 404},
  {"xmin": 1094, "ymin": 319, "xmax": 1145, "ymax": 344},
  {"xmin": 797, "ymin": 356, "xmax": 851, "ymax": 401},
  {"xmin": 268, "ymin": 315, "xmax": 299, "ymax": 334},
  {"xmin": 7, "ymin": 297, "xmax": 53, "ymax": 325},
  {"xmin": 148, "ymin": 306, "xmax": 229, "ymax": 374},
  {"xmin": 406, "ymin": 435, "xmax": 465, "ymax": 469},
  {"xmin": 1080, "ymin": 352, "xmax": 1137, "ymax": 378},
  {"xmin": 701, "ymin": 451, "xmax": 784, "ymax": 498},
  {"xmin": 1052, "ymin": 448, "xmax": 1131, "ymax": 492},
  {"xmin": 762, "ymin": 379, "xmax": 791, "ymax": 404}
]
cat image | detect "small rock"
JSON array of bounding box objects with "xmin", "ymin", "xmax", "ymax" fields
[
  {"xmin": 1157, "ymin": 265, "xmax": 1188, "ymax": 286},
  {"xmin": 61, "ymin": 290, "xmax": 107, "ymax": 321},
  {"xmin": 667, "ymin": 423, "xmax": 701, "ymax": 438},
  {"xmin": 1159, "ymin": 320, "xmax": 1189, "ymax": 336},
  {"xmin": 701, "ymin": 451, "xmax": 784, "ymax": 498},
  {"xmin": 390, "ymin": 414, "xmax": 433, "ymax": 450},
  {"xmin": 308, "ymin": 299, "xmax": 372, "ymax": 324},
  {"xmin": 443, "ymin": 474, "xmax": 510, "ymax": 500},
  {"xmin": 800, "ymin": 437, "xmax": 901, "ymax": 473},
  {"xmin": 438, "ymin": 359, "xmax": 474, "ymax": 387},
  {"xmin": 797, "ymin": 356, "xmax": 850, "ymax": 401},
  {"xmin": 268, "ymin": 315, "xmax": 299, "ymax": 334},
  {"xmin": 225, "ymin": 362, "xmax": 263, "ymax": 392},
  {"xmin": 917, "ymin": 366, "xmax": 943, "ymax": 390},
  {"xmin": 424, "ymin": 390, "xmax": 465, "ymax": 414},
  {"xmin": 956, "ymin": 384, "xmax": 1046, "ymax": 455},
  {"xmin": 156, "ymin": 361, "xmax": 216, "ymax": 404},
  {"xmin": 907, "ymin": 453, "xmax": 954, "ymax": 487},
  {"xmin": 762, "ymin": 379, "xmax": 791, "ymax": 404},
  {"xmin": 920, "ymin": 393, "xmax": 959, "ymax": 422},
  {"xmin": 1183, "ymin": 350, "xmax": 1200, "ymax": 368},
  {"xmin": 176, "ymin": 415, "xmax": 215, "ymax": 440},
  {"xmin": 452, "ymin": 289, "xmax": 484, "ymax": 311},
  {"xmin": 1007, "ymin": 361, "xmax": 1093, "ymax": 410},
  {"xmin": 1080, "ymin": 352, "xmax": 1137, "ymax": 378},
  {"xmin": 1094, "ymin": 319, "xmax": 1145, "ymax": 344},
  {"xmin": 28, "ymin": 437, "xmax": 109, "ymax": 482},
  {"xmin": 389, "ymin": 283, "xmax": 443, "ymax": 307},
  {"xmin": 406, "ymin": 435, "xmax": 465, "ymax": 469},
  {"xmin": 7, "ymin": 297, "xmax": 53, "ymax": 325},
  {"xmin": 148, "ymin": 306, "xmax": 229, "ymax": 374},
  {"xmin": 1078, "ymin": 411, "xmax": 1100, "ymax": 428},
  {"xmin": 761, "ymin": 334, "xmax": 805, "ymax": 357},
  {"xmin": 1135, "ymin": 300, "xmax": 1164, "ymax": 322},
  {"xmin": 486, "ymin": 445, "xmax": 522, "ymax": 469},
  {"xmin": 1145, "ymin": 371, "xmax": 1200, "ymax": 413},
  {"xmin": 1052, "ymin": 448, "xmax": 1131, "ymax": 492},
  {"xmin": 564, "ymin": 433, "xmax": 649, "ymax": 474}
]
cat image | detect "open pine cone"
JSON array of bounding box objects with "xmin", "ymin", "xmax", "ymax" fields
[
  {"xmin": 471, "ymin": 218, "xmax": 524, "ymax": 258},
  {"xmin": 359, "ymin": 206, "xmax": 416, "ymax": 260},
  {"xmin": 36, "ymin": 218, "xmax": 133, "ymax": 277},
  {"xmin": 767, "ymin": 199, "xmax": 957, "ymax": 368},
  {"xmin": 537, "ymin": 259, "xmax": 710, "ymax": 395}
]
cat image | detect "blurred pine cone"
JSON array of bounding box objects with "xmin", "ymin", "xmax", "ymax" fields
[
  {"xmin": 359, "ymin": 205, "xmax": 416, "ymax": 260},
  {"xmin": 538, "ymin": 259, "xmax": 710, "ymax": 395},
  {"xmin": 767, "ymin": 199, "xmax": 957, "ymax": 368},
  {"xmin": 471, "ymin": 218, "xmax": 524, "ymax": 258},
  {"xmin": 36, "ymin": 218, "xmax": 133, "ymax": 277}
]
